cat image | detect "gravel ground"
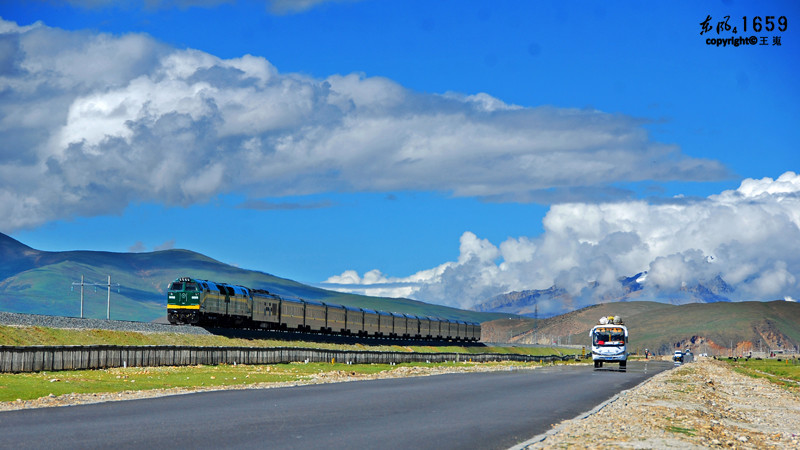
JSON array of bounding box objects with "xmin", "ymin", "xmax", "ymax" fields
[
  {"xmin": 0, "ymin": 311, "xmax": 212, "ymax": 335},
  {"xmin": 521, "ymin": 358, "xmax": 800, "ymax": 449}
]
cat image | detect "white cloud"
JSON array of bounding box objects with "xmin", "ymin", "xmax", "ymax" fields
[
  {"xmin": 0, "ymin": 18, "xmax": 728, "ymax": 232},
  {"xmin": 322, "ymin": 269, "xmax": 422, "ymax": 299},
  {"xmin": 324, "ymin": 173, "xmax": 800, "ymax": 312}
]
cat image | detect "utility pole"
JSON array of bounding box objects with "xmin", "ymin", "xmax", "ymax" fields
[
  {"xmin": 71, "ymin": 276, "xmax": 120, "ymax": 320},
  {"xmin": 79, "ymin": 275, "xmax": 84, "ymax": 318},
  {"xmin": 106, "ymin": 275, "xmax": 111, "ymax": 320}
]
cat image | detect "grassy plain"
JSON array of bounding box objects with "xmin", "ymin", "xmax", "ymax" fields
[
  {"xmin": 0, "ymin": 362, "xmax": 391, "ymax": 402},
  {"xmin": 722, "ymin": 357, "xmax": 800, "ymax": 391}
]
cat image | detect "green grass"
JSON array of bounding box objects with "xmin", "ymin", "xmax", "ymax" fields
[
  {"xmin": 665, "ymin": 425, "xmax": 696, "ymax": 436},
  {"xmin": 0, "ymin": 361, "xmax": 538, "ymax": 402},
  {"xmin": 722, "ymin": 357, "xmax": 800, "ymax": 390},
  {"xmin": 0, "ymin": 325, "xmax": 580, "ymax": 357}
]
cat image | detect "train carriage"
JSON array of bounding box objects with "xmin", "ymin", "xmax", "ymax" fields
[
  {"xmin": 437, "ymin": 318, "xmax": 448, "ymax": 339},
  {"xmin": 362, "ymin": 309, "xmax": 380, "ymax": 336},
  {"xmin": 251, "ymin": 289, "xmax": 281, "ymax": 326},
  {"xmin": 208, "ymin": 282, "xmax": 250, "ymax": 319},
  {"xmin": 280, "ymin": 297, "xmax": 305, "ymax": 330},
  {"xmin": 389, "ymin": 313, "xmax": 406, "ymax": 337},
  {"xmin": 404, "ymin": 314, "xmax": 419, "ymax": 338},
  {"xmin": 466, "ymin": 322, "xmax": 480, "ymax": 341},
  {"xmin": 326, "ymin": 303, "xmax": 347, "ymax": 334},
  {"xmin": 456, "ymin": 321, "xmax": 467, "ymax": 341},
  {"xmin": 412, "ymin": 314, "xmax": 423, "ymax": 338},
  {"xmin": 390, "ymin": 313, "xmax": 406, "ymax": 338},
  {"xmin": 344, "ymin": 306, "xmax": 363, "ymax": 335},
  {"xmin": 377, "ymin": 311, "xmax": 392, "ymax": 337},
  {"xmin": 304, "ymin": 300, "xmax": 327, "ymax": 332},
  {"xmin": 445, "ymin": 320, "xmax": 456, "ymax": 339},
  {"xmin": 418, "ymin": 316, "xmax": 431, "ymax": 339},
  {"xmin": 429, "ymin": 317, "xmax": 441, "ymax": 339}
]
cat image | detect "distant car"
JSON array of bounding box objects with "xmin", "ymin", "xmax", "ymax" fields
[{"xmin": 673, "ymin": 351, "xmax": 683, "ymax": 363}]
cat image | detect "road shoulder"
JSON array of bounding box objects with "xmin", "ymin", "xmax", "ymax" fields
[{"xmin": 520, "ymin": 358, "xmax": 800, "ymax": 449}]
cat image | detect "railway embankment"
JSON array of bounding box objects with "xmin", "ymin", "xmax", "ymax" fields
[
  {"xmin": 522, "ymin": 358, "xmax": 800, "ymax": 449},
  {"xmin": 0, "ymin": 311, "xmax": 212, "ymax": 335}
]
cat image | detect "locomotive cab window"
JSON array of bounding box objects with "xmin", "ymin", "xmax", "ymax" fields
[
  {"xmin": 169, "ymin": 282, "xmax": 183, "ymax": 291},
  {"xmin": 185, "ymin": 282, "xmax": 198, "ymax": 291}
]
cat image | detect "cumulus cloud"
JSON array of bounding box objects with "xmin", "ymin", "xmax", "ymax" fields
[
  {"xmin": 324, "ymin": 173, "xmax": 800, "ymax": 312},
  {"xmin": 0, "ymin": 18, "xmax": 727, "ymax": 232}
]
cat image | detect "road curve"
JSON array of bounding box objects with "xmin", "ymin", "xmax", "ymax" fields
[{"xmin": 0, "ymin": 361, "xmax": 672, "ymax": 450}]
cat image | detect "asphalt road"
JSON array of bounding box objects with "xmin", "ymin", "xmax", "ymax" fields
[{"xmin": 0, "ymin": 360, "xmax": 673, "ymax": 450}]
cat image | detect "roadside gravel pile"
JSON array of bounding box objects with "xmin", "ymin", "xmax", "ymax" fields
[
  {"xmin": 525, "ymin": 358, "xmax": 800, "ymax": 449},
  {"xmin": 0, "ymin": 312, "xmax": 211, "ymax": 335}
]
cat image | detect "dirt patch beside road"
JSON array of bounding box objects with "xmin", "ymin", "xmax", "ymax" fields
[{"xmin": 524, "ymin": 358, "xmax": 800, "ymax": 449}]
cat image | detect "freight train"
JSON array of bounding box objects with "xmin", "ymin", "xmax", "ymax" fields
[{"xmin": 167, "ymin": 277, "xmax": 481, "ymax": 341}]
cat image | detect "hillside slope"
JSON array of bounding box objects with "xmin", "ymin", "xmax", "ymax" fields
[
  {"xmin": 0, "ymin": 233, "xmax": 501, "ymax": 323},
  {"xmin": 481, "ymin": 300, "xmax": 800, "ymax": 356}
]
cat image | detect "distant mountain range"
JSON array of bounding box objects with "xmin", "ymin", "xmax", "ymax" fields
[
  {"xmin": 472, "ymin": 272, "xmax": 736, "ymax": 317},
  {"xmin": 0, "ymin": 233, "xmax": 502, "ymax": 323},
  {"xmin": 480, "ymin": 300, "xmax": 800, "ymax": 357},
  {"xmin": 474, "ymin": 271, "xmax": 800, "ymax": 353}
]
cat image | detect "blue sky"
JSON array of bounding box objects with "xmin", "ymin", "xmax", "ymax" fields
[{"xmin": 1, "ymin": 1, "xmax": 799, "ymax": 313}]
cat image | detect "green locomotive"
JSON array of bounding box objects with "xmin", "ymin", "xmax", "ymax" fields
[{"xmin": 166, "ymin": 276, "xmax": 481, "ymax": 341}]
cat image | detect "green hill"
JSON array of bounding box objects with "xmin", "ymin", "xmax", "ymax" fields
[
  {"xmin": 481, "ymin": 300, "xmax": 800, "ymax": 356},
  {"xmin": 0, "ymin": 233, "xmax": 503, "ymax": 323}
]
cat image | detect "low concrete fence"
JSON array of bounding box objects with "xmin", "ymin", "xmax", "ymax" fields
[{"xmin": 0, "ymin": 345, "xmax": 572, "ymax": 373}]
